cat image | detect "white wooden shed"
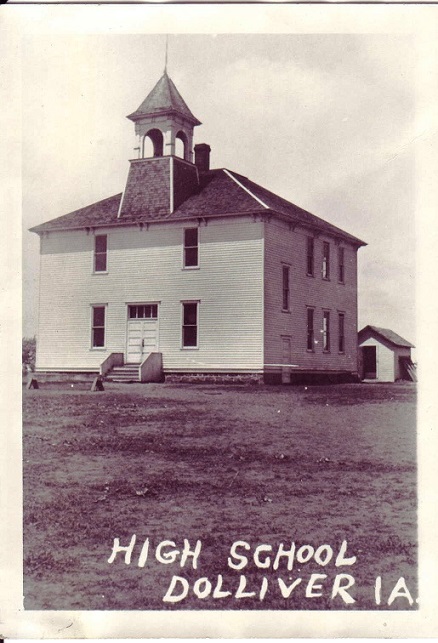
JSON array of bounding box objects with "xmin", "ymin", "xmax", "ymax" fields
[{"xmin": 358, "ymin": 325, "xmax": 415, "ymax": 382}]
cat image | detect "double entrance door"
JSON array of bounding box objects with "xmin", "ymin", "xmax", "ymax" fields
[{"xmin": 126, "ymin": 304, "xmax": 159, "ymax": 364}]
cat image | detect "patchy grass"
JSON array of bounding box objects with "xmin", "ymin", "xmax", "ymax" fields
[{"xmin": 23, "ymin": 382, "xmax": 417, "ymax": 611}]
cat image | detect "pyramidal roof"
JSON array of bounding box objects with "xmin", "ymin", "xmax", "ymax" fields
[{"xmin": 127, "ymin": 70, "xmax": 201, "ymax": 125}]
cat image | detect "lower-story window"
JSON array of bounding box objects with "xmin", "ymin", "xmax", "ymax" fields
[
  {"xmin": 307, "ymin": 307, "xmax": 315, "ymax": 351},
  {"xmin": 182, "ymin": 301, "xmax": 198, "ymax": 348},
  {"xmin": 323, "ymin": 310, "xmax": 330, "ymax": 352},
  {"xmin": 92, "ymin": 305, "xmax": 106, "ymax": 348},
  {"xmin": 338, "ymin": 312, "xmax": 345, "ymax": 353}
]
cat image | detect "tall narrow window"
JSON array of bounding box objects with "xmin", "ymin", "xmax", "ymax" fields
[
  {"xmin": 182, "ymin": 302, "xmax": 198, "ymax": 348},
  {"xmin": 338, "ymin": 247, "xmax": 345, "ymax": 283},
  {"xmin": 307, "ymin": 237, "xmax": 314, "ymax": 276},
  {"xmin": 323, "ymin": 311, "xmax": 330, "ymax": 352},
  {"xmin": 322, "ymin": 242, "xmax": 330, "ymax": 279},
  {"xmin": 338, "ymin": 313, "xmax": 345, "ymax": 353},
  {"xmin": 282, "ymin": 265, "xmax": 290, "ymax": 311},
  {"xmin": 94, "ymin": 235, "xmax": 107, "ymax": 272},
  {"xmin": 183, "ymin": 228, "xmax": 199, "ymax": 268},
  {"xmin": 92, "ymin": 306, "xmax": 105, "ymax": 348},
  {"xmin": 307, "ymin": 308, "xmax": 314, "ymax": 351}
]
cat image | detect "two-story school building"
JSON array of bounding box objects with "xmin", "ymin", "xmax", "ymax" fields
[{"xmin": 30, "ymin": 69, "xmax": 366, "ymax": 384}]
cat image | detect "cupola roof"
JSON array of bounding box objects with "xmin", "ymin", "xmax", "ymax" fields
[{"xmin": 127, "ymin": 71, "xmax": 201, "ymax": 126}]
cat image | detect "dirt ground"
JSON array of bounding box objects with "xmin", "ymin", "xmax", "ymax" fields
[{"xmin": 22, "ymin": 381, "xmax": 417, "ymax": 611}]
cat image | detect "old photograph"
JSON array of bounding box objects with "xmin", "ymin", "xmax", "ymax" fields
[
  {"xmin": 21, "ymin": 31, "xmax": 417, "ymax": 612},
  {"xmin": 3, "ymin": 4, "xmax": 438, "ymax": 637}
]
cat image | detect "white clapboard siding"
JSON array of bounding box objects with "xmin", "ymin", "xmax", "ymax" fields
[
  {"xmin": 36, "ymin": 218, "xmax": 264, "ymax": 372},
  {"xmin": 263, "ymin": 218, "xmax": 359, "ymax": 373},
  {"xmin": 359, "ymin": 337, "xmax": 394, "ymax": 382}
]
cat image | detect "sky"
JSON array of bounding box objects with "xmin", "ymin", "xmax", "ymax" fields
[{"xmin": 22, "ymin": 32, "xmax": 416, "ymax": 345}]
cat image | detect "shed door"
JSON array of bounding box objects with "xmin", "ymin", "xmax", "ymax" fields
[
  {"xmin": 362, "ymin": 346, "xmax": 377, "ymax": 379},
  {"xmin": 126, "ymin": 305, "xmax": 159, "ymax": 364}
]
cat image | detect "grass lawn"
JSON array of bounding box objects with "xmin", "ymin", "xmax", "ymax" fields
[{"xmin": 23, "ymin": 381, "xmax": 417, "ymax": 611}]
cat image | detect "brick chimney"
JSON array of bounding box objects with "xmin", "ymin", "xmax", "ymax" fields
[{"xmin": 194, "ymin": 143, "xmax": 211, "ymax": 172}]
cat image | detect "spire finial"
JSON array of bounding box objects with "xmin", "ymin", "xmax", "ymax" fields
[{"xmin": 164, "ymin": 34, "xmax": 168, "ymax": 74}]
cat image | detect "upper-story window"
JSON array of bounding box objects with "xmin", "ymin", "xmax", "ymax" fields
[
  {"xmin": 338, "ymin": 247, "xmax": 345, "ymax": 283},
  {"xmin": 94, "ymin": 235, "xmax": 107, "ymax": 273},
  {"xmin": 322, "ymin": 241, "xmax": 330, "ymax": 280},
  {"xmin": 282, "ymin": 264, "xmax": 290, "ymax": 311},
  {"xmin": 306, "ymin": 237, "xmax": 314, "ymax": 276},
  {"xmin": 183, "ymin": 228, "xmax": 199, "ymax": 268}
]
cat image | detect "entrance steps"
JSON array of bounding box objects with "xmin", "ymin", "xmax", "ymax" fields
[{"xmin": 106, "ymin": 364, "xmax": 140, "ymax": 383}]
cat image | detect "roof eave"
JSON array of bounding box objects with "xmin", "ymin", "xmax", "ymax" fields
[
  {"xmin": 265, "ymin": 208, "xmax": 367, "ymax": 247},
  {"xmin": 29, "ymin": 209, "xmax": 269, "ymax": 235},
  {"xmin": 126, "ymin": 109, "xmax": 202, "ymax": 127}
]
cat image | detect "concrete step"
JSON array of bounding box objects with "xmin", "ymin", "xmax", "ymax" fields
[{"xmin": 106, "ymin": 364, "xmax": 140, "ymax": 383}]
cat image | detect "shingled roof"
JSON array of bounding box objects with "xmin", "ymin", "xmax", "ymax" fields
[
  {"xmin": 127, "ymin": 71, "xmax": 201, "ymax": 126},
  {"xmin": 30, "ymin": 167, "xmax": 366, "ymax": 246},
  {"xmin": 359, "ymin": 325, "xmax": 414, "ymax": 348}
]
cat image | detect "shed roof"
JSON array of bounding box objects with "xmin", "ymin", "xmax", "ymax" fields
[
  {"xmin": 30, "ymin": 167, "xmax": 366, "ymax": 246},
  {"xmin": 358, "ymin": 325, "xmax": 414, "ymax": 348}
]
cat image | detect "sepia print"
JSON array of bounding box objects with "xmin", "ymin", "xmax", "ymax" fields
[{"xmin": 3, "ymin": 4, "xmax": 438, "ymax": 638}]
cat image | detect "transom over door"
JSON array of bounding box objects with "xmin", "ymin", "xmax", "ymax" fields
[{"xmin": 126, "ymin": 304, "xmax": 159, "ymax": 364}]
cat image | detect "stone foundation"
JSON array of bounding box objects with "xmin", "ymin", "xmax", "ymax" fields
[{"xmin": 165, "ymin": 372, "xmax": 264, "ymax": 385}]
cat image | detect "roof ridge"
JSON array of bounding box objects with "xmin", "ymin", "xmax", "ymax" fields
[
  {"xmin": 224, "ymin": 169, "xmax": 366, "ymax": 245},
  {"xmin": 223, "ymin": 169, "xmax": 269, "ymax": 209}
]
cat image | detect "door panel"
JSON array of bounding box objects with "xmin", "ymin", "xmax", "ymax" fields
[{"xmin": 126, "ymin": 319, "xmax": 158, "ymax": 363}]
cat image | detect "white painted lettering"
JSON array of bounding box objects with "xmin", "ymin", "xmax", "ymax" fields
[
  {"xmin": 162, "ymin": 575, "xmax": 189, "ymax": 603},
  {"xmin": 297, "ymin": 545, "xmax": 314, "ymax": 564},
  {"xmin": 273, "ymin": 542, "xmax": 296, "ymax": 571},
  {"xmin": 375, "ymin": 576, "xmax": 382, "ymax": 605},
  {"xmin": 235, "ymin": 575, "xmax": 256, "ymax": 599},
  {"xmin": 278, "ymin": 577, "xmax": 302, "ymax": 598},
  {"xmin": 387, "ymin": 577, "xmax": 414, "ymax": 606},
  {"xmin": 335, "ymin": 540, "xmax": 356, "ymax": 567},
  {"xmin": 193, "ymin": 577, "xmax": 212, "ymax": 599},
  {"xmin": 138, "ymin": 538, "xmax": 149, "ymax": 568},
  {"xmin": 228, "ymin": 541, "xmax": 250, "ymax": 570},
  {"xmin": 306, "ymin": 573, "xmax": 327, "ymax": 597},
  {"xmin": 331, "ymin": 574, "xmax": 356, "ymax": 604},
  {"xmin": 156, "ymin": 540, "xmax": 179, "ymax": 564},
  {"xmin": 180, "ymin": 539, "xmax": 202, "ymax": 569},
  {"xmin": 314, "ymin": 544, "xmax": 333, "ymax": 566},
  {"xmin": 212, "ymin": 574, "xmax": 232, "ymax": 599},
  {"xmin": 254, "ymin": 544, "xmax": 272, "ymax": 569},
  {"xmin": 107, "ymin": 534, "xmax": 136, "ymax": 565}
]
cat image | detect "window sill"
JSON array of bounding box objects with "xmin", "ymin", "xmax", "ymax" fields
[
  {"xmin": 338, "ymin": 280, "xmax": 345, "ymax": 285},
  {"xmin": 322, "ymin": 277, "xmax": 331, "ymax": 281},
  {"xmin": 323, "ymin": 350, "xmax": 331, "ymax": 354},
  {"xmin": 306, "ymin": 273, "xmax": 315, "ymax": 278},
  {"xmin": 181, "ymin": 347, "xmax": 199, "ymax": 351},
  {"xmin": 90, "ymin": 347, "xmax": 107, "ymax": 351},
  {"xmin": 182, "ymin": 266, "xmax": 200, "ymax": 271},
  {"xmin": 282, "ymin": 309, "xmax": 291, "ymax": 314},
  {"xmin": 93, "ymin": 271, "xmax": 108, "ymax": 276}
]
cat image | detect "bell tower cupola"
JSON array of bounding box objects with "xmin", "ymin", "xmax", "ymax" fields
[{"xmin": 127, "ymin": 70, "xmax": 201, "ymax": 163}]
